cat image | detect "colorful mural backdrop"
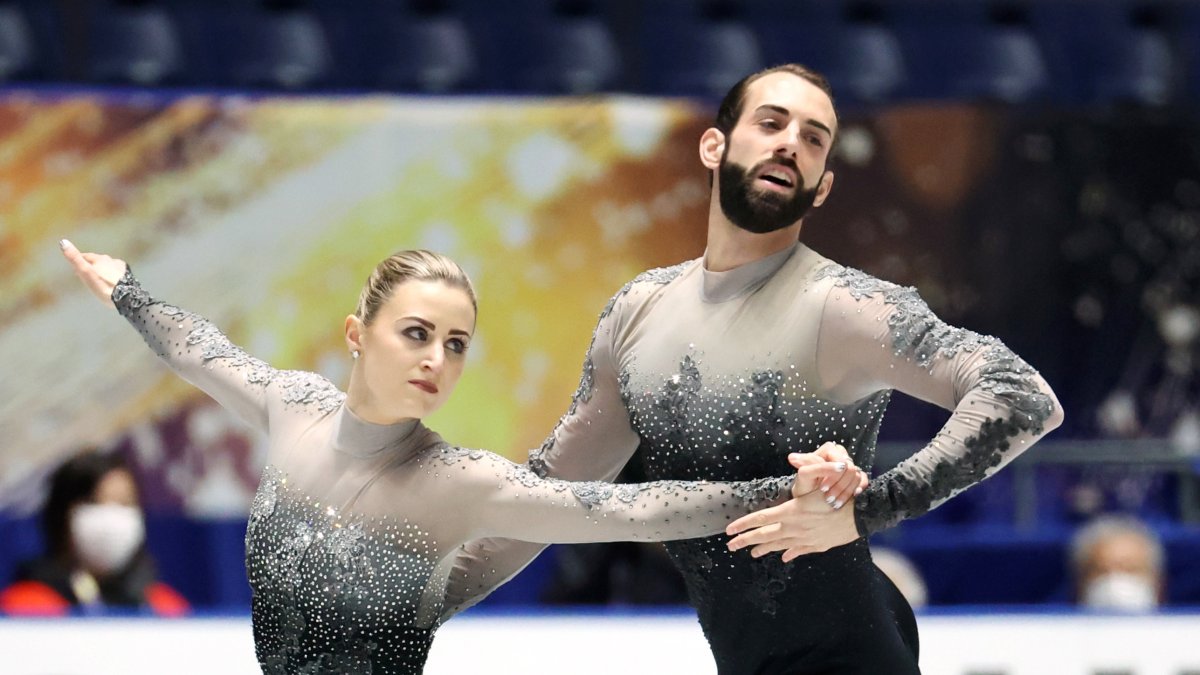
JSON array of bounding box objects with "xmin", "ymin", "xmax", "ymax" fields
[{"xmin": 0, "ymin": 94, "xmax": 717, "ymax": 514}]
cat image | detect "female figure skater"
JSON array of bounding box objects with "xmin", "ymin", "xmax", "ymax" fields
[{"xmin": 60, "ymin": 240, "xmax": 861, "ymax": 674}]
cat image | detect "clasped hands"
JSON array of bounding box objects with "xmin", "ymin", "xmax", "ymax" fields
[{"xmin": 726, "ymin": 442, "xmax": 865, "ymax": 563}]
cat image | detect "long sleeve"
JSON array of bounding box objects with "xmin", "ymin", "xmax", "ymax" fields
[
  {"xmin": 442, "ymin": 277, "xmax": 652, "ymax": 617},
  {"xmin": 112, "ymin": 268, "xmax": 281, "ymax": 433},
  {"xmin": 439, "ymin": 447, "xmax": 791, "ymax": 544},
  {"xmin": 813, "ymin": 264, "xmax": 1064, "ymax": 536}
]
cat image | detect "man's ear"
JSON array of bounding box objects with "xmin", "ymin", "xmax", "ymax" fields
[
  {"xmin": 812, "ymin": 170, "xmax": 835, "ymax": 208},
  {"xmin": 700, "ymin": 128, "xmax": 725, "ymax": 170}
]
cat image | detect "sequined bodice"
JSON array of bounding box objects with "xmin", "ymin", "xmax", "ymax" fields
[
  {"xmin": 623, "ymin": 357, "xmax": 889, "ymax": 483},
  {"xmin": 246, "ymin": 467, "xmax": 449, "ymax": 674}
]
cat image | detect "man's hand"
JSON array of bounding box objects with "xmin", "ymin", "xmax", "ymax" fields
[
  {"xmin": 725, "ymin": 487, "xmax": 859, "ymax": 563},
  {"xmin": 724, "ymin": 445, "xmax": 867, "ymax": 563}
]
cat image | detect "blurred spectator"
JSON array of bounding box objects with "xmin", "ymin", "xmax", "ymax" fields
[
  {"xmin": 0, "ymin": 451, "xmax": 188, "ymax": 616},
  {"xmin": 872, "ymin": 547, "xmax": 928, "ymax": 610},
  {"xmin": 1070, "ymin": 515, "xmax": 1164, "ymax": 611}
]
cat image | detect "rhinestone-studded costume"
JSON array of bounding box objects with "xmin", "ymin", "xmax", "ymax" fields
[
  {"xmin": 111, "ymin": 270, "xmax": 795, "ymax": 674},
  {"xmin": 447, "ymin": 243, "xmax": 1062, "ymax": 674}
]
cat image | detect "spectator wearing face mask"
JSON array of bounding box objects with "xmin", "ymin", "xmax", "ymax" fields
[
  {"xmin": 1070, "ymin": 515, "xmax": 1165, "ymax": 612},
  {"xmin": 0, "ymin": 452, "xmax": 189, "ymax": 616}
]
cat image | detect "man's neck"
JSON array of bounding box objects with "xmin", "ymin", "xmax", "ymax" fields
[{"xmin": 704, "ymin": 202, "xmax": 803, "ymax": 272}]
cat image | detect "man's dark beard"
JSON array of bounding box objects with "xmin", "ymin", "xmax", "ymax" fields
[{"xmin": 718, "ymin": 156, "xmax": 819, "ymax": 234}]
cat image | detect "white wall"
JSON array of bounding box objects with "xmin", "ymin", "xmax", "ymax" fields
[{"xmin": 1, "ymin": 612, "xmax": 1198, "ymax": 674}]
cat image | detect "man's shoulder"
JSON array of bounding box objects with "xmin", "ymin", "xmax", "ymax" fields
[
  {"xmin": 600, "ymin": 259, "xmax": 696, "ymax": 318},
  {"xmin": 811, "ymin": 258, "xmax": 907, "ymax": 301},
  {"xmin": 627, "ymin": 259, "xmax": 694, "ymax": 289}
]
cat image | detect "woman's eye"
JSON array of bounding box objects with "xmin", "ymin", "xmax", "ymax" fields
[
  {"xmin": 447, "ymin": 338, "xmax": 468, "ymax": 354},
  {"xmin": 403, "ymin": 326, "xmax": 428, "ymax": 342}
]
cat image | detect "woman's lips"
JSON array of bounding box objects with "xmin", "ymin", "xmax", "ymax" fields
[{"xmin": 409, "ymin": 380, "xmax": 438, "ymax": 394}]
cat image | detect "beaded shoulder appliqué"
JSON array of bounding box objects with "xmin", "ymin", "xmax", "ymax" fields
[
  {"xmin": 530, "ymin": 261, "xmax": 689, "ymax": 476},
  {"xmin": 815, "ymin": 262, "xmax": 1054, "ymax": 429},
  {"xmin": 113, "ymin": 271, "xmax": 345, "ymax": 414}
]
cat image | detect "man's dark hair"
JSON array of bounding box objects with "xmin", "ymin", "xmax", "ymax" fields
[{"xmin": 714, "ymin": 64, "xmax": 838, "ymax": 137}]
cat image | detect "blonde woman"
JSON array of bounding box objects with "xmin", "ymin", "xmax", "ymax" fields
[{"xmin": 60, "ymin": 240, "xmax": 861, "ymax": 674}]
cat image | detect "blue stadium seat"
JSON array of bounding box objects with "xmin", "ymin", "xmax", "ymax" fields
[
  {"xmin": 1028, "ymin": 0, "xmax": 1178, "ymax": 105},
  {"xmin": 170, "ymin": 0, "xmax": 332, "ymax": 90},
  {"xmin": 230, "ymin": 4, "xmax": 332, "ymax": 90},
  {"xmin": 311, "ymin": 0, "xmax": 478, "ymax": 92},
  {"xmin": 1177, "ymin": 2, "xmax": 1200, "ymax": 103},
  {"xmin": 637, "ymin": 5, "xmax": 765, "ymax": 99},
  {"xmin": 0, "ymin": 2, "xmax": 37, "ymax": 82},
  {"xmin": 375, "ymin": 14, "xmax": 478, "ymax": 93},
  {"xmin": 891, "ymin": 1, "xmax": 1049, "ymax": 103},
  {"xmin": 0, "ymin": 0, "xmax": 69, "ymax": 82},
  {"xmin": 748, "ymin": 1, "xmax": 908, "ymax": 105},
  {"xmin": 86, "ymin": 1, "xmax": 184, "ymax": 86},
  {"xmin": 508, "ymin": 15, "xmax": 621, "ymax": 94}
]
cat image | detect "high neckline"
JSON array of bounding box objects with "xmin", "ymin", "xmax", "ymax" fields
[
  {"xmin": 700, "ymin": 241, "xmax": 801, "ymax": 303},
  {"xmin": 331, "ymin": 403, "xmax": 423, "ymax": 459}
]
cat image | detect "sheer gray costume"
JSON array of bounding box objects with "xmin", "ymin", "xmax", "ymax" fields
[
  {"xmin": 110, "ymin": 270, "xmax": 794, "ymax": 674},
  {"xmin": 445, "ymin": 243, "xmax": 1063, "ymax": 674}
]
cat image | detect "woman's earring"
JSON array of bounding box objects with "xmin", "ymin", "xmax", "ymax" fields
[{"xmin": 352, "ymin": 350, "xmax": 360, "ymax": 360}]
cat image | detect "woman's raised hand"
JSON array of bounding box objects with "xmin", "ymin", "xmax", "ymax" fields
[{"xmin": 59, "ymin": 239, "xmax": 128, "ymax": 308}]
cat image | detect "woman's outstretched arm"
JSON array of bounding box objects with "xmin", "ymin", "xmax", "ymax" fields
[{"xmin": 60, "ymin": 239, "xmax": 290, "ymax": 433}]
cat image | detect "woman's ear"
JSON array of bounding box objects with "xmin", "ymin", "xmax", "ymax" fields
[
  {"xmin": 699, "ymin": 128, "xmax": 725, "ymax": 170},
  {"xmin": 344, "ymin": 314, "xmax": 363, "ymax": 354}
]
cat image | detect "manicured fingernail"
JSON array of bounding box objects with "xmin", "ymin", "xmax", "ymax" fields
[
  {"xmin": 59, "ymin": 239, "xmax": 69, "ymax": 250},
  {"xmin": 854, "ymin": 488, "xmax": 863, "ymax": 496},
  {"xmin": 834, "ymin": 501, "xmax": 844, "ymax": 510},
  {"xmin": 834, "ymin": 462, "xmax": 846, "ymax": 472},
  {"xmin": 825, "ymin": 494, "xmax": 835, "ymax": 504},
  {"xmin": 820, "ymin": 484, "xmax": 830, "ymax": 492},
  {"xmin": 789, "ymin": 453, "xmax": 801, "ymax": 460}
]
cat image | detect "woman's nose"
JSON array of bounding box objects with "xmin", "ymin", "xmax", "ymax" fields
[{"xmin": 422, "ymin": 346, "xmax": 444, "ymax": 372}]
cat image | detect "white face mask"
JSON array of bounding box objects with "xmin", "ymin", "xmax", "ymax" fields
[
  {"xmin": 1082, "ymin": 572, "xmax": 1158, "ymax": 612},
  {"xmin": 70, "ymin": 503, "xmax": 145, "ymax": 575}
]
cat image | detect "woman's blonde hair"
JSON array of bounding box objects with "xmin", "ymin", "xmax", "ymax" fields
[{"xmin": 355, "ymin": 250, "xmax": 477, "ymax": 325}]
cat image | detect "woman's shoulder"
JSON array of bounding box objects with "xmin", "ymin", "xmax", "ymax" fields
[{"xmin": 267, "ymin": 370, "xmax": 346, "ymax": 416}]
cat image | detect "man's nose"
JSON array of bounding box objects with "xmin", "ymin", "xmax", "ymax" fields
[{"xmin": 775, "ymin": 124, "xmax": 801, "ymax": 158}]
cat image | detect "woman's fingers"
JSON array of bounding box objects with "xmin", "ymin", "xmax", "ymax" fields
[
  {"xmin": 793, "ymin": 461, "xmax": 849, "ymax": 498},
  {"xmin": 797, "ymin": 443, "xmax": 869, "ymax": 508},
  {"xmin": 59, "ymin": 239, "xmax": 125, "ymax": 307},
  {"xmin": 821, "ymin": 468, "xmax": 861, "ymax": 510}
]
